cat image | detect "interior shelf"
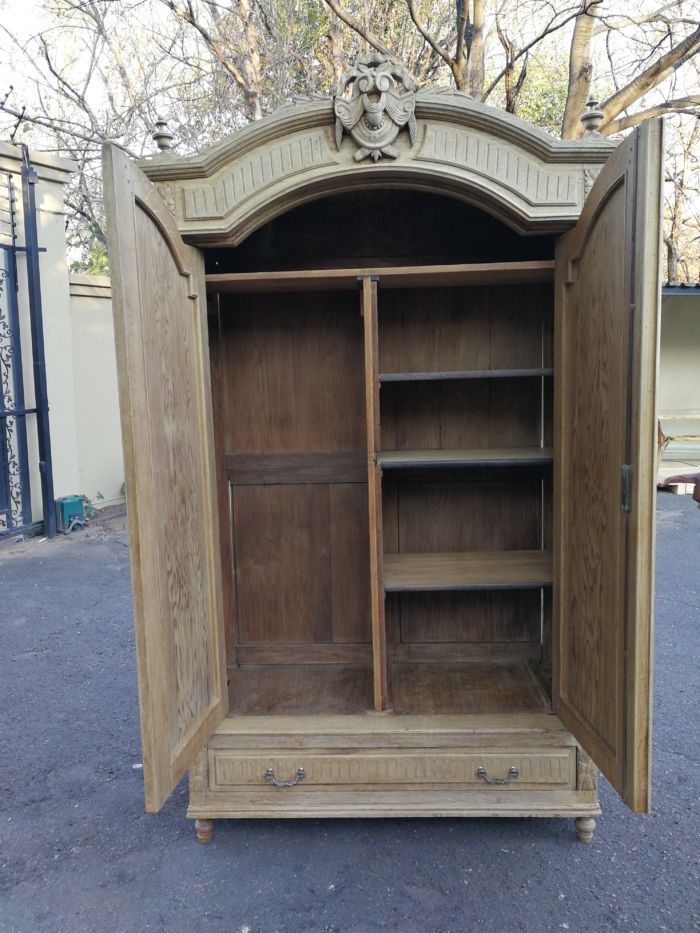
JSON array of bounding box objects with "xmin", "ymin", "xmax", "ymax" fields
[
  {"xmin": 206, "ymin": 260, "xmax": 555, "ymax": 294},
  {"xmin": 377, "ymin": 447, "xmax": 553, "ymax": 469},
  {"xmin": 379, "ymin": 368, "xmax": 554, "ymax": 383},
  {"xmin": 383, "ymin": 550, "xmax": 553, "ymax": 592}
]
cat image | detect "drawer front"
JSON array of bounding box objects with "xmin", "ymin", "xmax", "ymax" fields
[{"xmin": 208, "ymin": 748, "xmax": 576, "ymax": 791}]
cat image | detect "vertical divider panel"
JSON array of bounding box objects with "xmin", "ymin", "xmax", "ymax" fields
[{"xmin": 361, "ymin": 276, "xmax": 389, "ymax": 711}]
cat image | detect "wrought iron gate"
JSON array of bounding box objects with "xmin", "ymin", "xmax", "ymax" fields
[{"xmin": 0, "ymin": 149, "xmax": 55, "ymax": 537}]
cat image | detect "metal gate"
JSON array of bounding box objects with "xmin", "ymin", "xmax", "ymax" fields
[{"xmin": 0, "ymin": 149, "xmax": 55, "ymax": 537}]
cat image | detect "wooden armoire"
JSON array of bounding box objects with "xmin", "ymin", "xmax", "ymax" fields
[{"xmin": 103, "ymin": 57, "xmax": 662, "ymax": 844}]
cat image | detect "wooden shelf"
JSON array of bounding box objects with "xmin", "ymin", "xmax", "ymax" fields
[
  {"xmin": 383, "ymin": 550, "xmax": 553, "ymax": 592},
  {"xmin": 206, "ymin": 260, "xmax": 555, "ymax": 294},
  {"xmin": 379, "ymin": 367, "xmax": 553, "ymax": 382},
  {"xmin": 377, "ymin": 447, "xmax": 553, "ymax": 469}
]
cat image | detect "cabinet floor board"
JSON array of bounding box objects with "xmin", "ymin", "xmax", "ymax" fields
[
  {"xmin": 227, "ymin": 660, "xmax": 549, "ymax": 717},
  {"xmin": 228, "ymin": 663, "xmax": 373, "ymax": 716},
  {"xmin": 392, "ymin": 661, "xmax": 550, "ymax": 715}
]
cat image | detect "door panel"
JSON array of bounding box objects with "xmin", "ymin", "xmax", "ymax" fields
[
  {"xmin": 102, "ymin": 145, "xmax": 227, "ymax": 811},
  {"xmin": 554, "ymin": 121, "xmax": 662, "ymax": 812}
]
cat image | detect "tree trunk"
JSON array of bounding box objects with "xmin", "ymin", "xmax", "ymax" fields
[
  {"xmin": 467, "ymin": 0, "xmax": 486, "ymax": 99},
  {"xmin": 327, "ymin": 12, "xmax": 345, "ymax": 89},
  {"xmin": 561, "ymin": 5, "xmax": 596, "ymax": 139},
  {"xmin": 238, "ymin": 0, "xmax": 263, "ymax": 121}
]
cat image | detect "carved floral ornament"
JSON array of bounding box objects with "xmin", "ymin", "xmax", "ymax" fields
[{"xmin": 334, "ymin": 54, "xmax": 418, "ymax": 162}]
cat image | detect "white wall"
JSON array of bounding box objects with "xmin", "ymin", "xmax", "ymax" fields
[
  {"xmin": 0, "ymin": 143, "xmax": 80, "ymax": 523},
  {"xmin": 658, "ymin": 292, "xmax": 700, "ymax": 448},
  {"xmin": 69, "ymin": 275, "xmax": 125, "ymax": 508},
  {"xmin": 0, "ymin": 144, "xmax": 125, "ymax": 529}
]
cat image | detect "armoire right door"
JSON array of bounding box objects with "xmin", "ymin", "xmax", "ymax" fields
[{"xmin": 554, "ymin": 119, "xmax": 663, "ymax": 813}]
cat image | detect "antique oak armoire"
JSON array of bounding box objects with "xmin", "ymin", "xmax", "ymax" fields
[{"xmin": 103, "ymin": 57, "xmax": 662, "ymax": 844}]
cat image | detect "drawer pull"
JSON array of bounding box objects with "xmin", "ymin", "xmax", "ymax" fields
[
  {"xmin": 264, "ymin": 767, "xmax": 305, "ymax": 788},
  {"xmin": 476, "ymin": 766, "xmax": 520, "ymax": 785}
]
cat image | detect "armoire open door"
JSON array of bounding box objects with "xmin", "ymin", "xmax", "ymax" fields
[
  {"xmin": 554, "ymin": 120, "xmax": 663, "ymax": 813},
  {"xmin": 103, "ymin": 145, "xmax": 228, "ymax": 812}
]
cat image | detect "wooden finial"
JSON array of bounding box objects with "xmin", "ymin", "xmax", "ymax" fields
[
  {"xmin": 152, "ymin": 116, "xmax": 174, "ymax": 152},
  {"xmin": 580, "ymin": 99, "xmax": 604, "ymax": 135}
]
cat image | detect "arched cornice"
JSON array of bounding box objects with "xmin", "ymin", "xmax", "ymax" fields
[{"xmin": 141, "ymin": 89, "xmax": 617, "ymax": 246}]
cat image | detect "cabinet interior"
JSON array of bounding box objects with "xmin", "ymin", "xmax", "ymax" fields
[{"xmin": 207, "ymin": 190, "xmax": 556, "ymax": 719}]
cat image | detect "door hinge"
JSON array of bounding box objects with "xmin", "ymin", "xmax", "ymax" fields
[{"xmin": 621, "ymin": 464, "xmax": 632, "ymax": 512}]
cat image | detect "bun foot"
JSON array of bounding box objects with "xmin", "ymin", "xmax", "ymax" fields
[
  {"xmin": 575, "ymin": 816, "xmax": 596, "ymax": 843},
  {"xmin": 195, "ymin": 819, "xmax": 214, "ymax": 844}
]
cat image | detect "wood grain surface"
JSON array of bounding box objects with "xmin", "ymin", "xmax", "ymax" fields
[
  {"xmin": 219, "ymin": 291, "xmax": 365, "ymax": 455},
  {"xmin": 362, "ymin": 277, "xmax": 389, "ymax": 711},
  {"xmin": 390, "ymin": 480, "xmax": 543, "ymax": 553},
  {"xmin": 226, "ymin": 660, "xmax": 550, "ymax": 717},
  {"xmin": 206, "ymin": 261, "xmax": 555, "ymax": 293},
  {"xmin": 384, "ymin": 551, "xmax": 553, "ymax": 591},
  {"xmin": 102, "ymin": 145, "xmax": 227, "ymax": 812},
  {"xmin": 227, "ymin": 451, "xmax": 366, "ymax": 484},
  {"xmin": 232, "ymin": 483, "xmax": 371, "ymax": 647},
  {"xmin": 554, "ymin": 121, "xmax": 661, "ymax": 812},
  {"xmin": 380, "ymin": 379, "xmax": 543, "ymax": 451},
  {"xmin": 228, "ymin": 664, "xmax": 373, "ymax": 715},
  {"xmin": 377, "ymin": 448, "xmax": 553, "ymax": 468},
  {"xmin": 209, "ymin": 748, "xmax": 575, "ymax": 789},
  {"xmin": 379, "ymin": 368, "xmax": 554, "ymax": 382}
]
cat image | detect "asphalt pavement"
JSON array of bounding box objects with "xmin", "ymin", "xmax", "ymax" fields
[{"xmin": 1, "ymin": 493, "xmax": 698, "ymax": 933}]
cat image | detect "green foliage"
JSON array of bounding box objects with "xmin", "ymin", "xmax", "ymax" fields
[
  {"xmin": 514, "ymin": 56, "xmax": 570, "ymax": 138},
  {"xmin": 81, "ymin": 494, "xmax": 98, "ymax": 519},
  {"xmin": 70, "ymin": 242, "xmax": 109, "ymax": 276}
]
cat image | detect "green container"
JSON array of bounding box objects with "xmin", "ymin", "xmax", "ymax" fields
[{"xmin": 55, "ymin": 495, "xmax": 86, "ymax": 534}]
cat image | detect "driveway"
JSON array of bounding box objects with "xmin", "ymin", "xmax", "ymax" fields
[{"xmin": 1, "ymin": 494, "xmax": 698, "ymax": 932}]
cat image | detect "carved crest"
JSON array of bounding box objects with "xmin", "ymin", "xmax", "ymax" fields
[{"xmin": 334, "ymin": 54, "xmax": 418, "ymax": 162}]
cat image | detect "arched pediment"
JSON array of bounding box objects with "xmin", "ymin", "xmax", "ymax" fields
[{"xmin": 141, "ymin": 82, "xmax": 616, "ymax": 246}]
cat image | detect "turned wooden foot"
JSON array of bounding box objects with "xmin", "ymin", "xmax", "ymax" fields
[
  {"xmin": 575, "ymin": 817, "xmax": 596, "ymax": 843},
  {"xmin": 195, "ymin": 819, "xmax": 214, "ymax": 844}
]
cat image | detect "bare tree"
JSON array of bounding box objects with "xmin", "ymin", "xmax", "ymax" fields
[
  {"xmin": 1, "ymin": 0, "xmax": 698, "ymax": 277},
  {"xmin": 664, "ymin": 116, "xmax": 700, "ymax": 283},
  {"xmin": 157, "ymin": 0, "xmax": 264, "ymax": 120},
  {"xmin": 323, "ymin": 0, "xmax": 602, "ymax": 100},
  {"xmin": 560, "ymin": 4, "xmax": 700, "ymax": 136}
]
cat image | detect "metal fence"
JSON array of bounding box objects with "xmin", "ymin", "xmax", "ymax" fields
[{"xmin": 0, "ymin": 148, "xmax": 55, "ymax": 537}]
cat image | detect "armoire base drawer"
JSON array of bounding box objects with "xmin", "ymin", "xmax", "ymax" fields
[{"xmin": 207, "ymin": 747, "xmax": 576, "ymax": 792}]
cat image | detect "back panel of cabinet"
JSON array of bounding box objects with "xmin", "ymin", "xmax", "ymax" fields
[
  {"xmin": 378, "ymin": 282, "xmax": 554, "ymax": 670},
  {"xmin": 217, "ymin": 290, "xmax": 372, "ymax": 660}
]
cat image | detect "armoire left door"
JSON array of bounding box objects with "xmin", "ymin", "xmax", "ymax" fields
[{"xmin": 103, "ymin": 144, "xmax": 227, "ymax": 812}]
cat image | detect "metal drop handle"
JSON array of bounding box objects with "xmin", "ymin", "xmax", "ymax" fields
[
  {"xmin": 264, "ymin": 767, "xmax": 305, "ymax": 787},
  {"xmin": 476, "ymin": 766, "xmax": 520, "ymax": 785}
]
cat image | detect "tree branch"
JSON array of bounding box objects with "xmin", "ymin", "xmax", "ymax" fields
[
  {"xmin": 321, "ymin": 0, "xmax": 396, "ymax": 60},
  {"xmin": 0, "ymin": 102, "xmax": 138, "ymax": 157},
  {"xmin": 603, "ymin": 95, "xmax": 700, "ymax": 134},
  {"xmin": 158, "ymin": 0, "xmax": 249, "ymax": 91},
  {"xmin": 600, "ymin": 24, "xmax": 700, "ymax": 131},
  {"xmin": 405, "ymin": 0, "xmax": 453, "ymax": 71},
  {"xmin": 483, "ymin": 1, "xmax": 603, "ymax": 105},
  {"xmin": 593, "ymin": 5, "xmax": 698, "ymax": 35}
]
